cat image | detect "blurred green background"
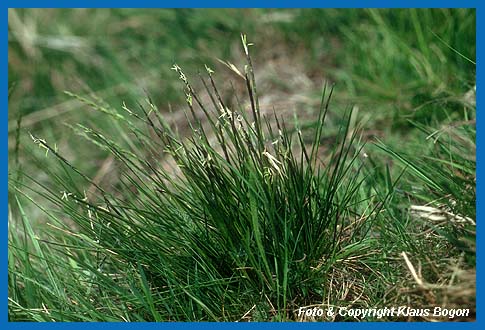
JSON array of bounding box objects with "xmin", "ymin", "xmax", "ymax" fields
[{"xmin": 8, "ymin": 8, "xmax": 475, "ymax": 176}]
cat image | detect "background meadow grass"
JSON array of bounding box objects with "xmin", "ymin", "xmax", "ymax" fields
[{"xmin": 8, "ymin": 8, "xmax": 475, "ymax": 321}]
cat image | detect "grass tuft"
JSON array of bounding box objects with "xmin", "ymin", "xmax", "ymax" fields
[{"xmin": 9, "ymin": 37, "xmax": 386, "ymax": 321}]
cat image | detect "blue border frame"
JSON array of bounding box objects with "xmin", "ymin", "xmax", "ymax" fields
[
  {"xmin": 3, "ymin": 1, "xmax": 479, "ymax": 9},
  {"xmin": 4, "ymin": 1, "xmax": 480, "ymax": 328},
  {"xmin": 476, "ymin": 2, "xmax": 482, "ymax": 328}
]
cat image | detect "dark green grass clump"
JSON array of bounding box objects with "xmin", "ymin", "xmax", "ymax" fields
[
  {"xmin": 9, "ymin": 28, "xmax": 475, "ymax": 321},
  {"xmin": 9, "ymin": 36, "xmax": 385, "ymax": 321}
]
